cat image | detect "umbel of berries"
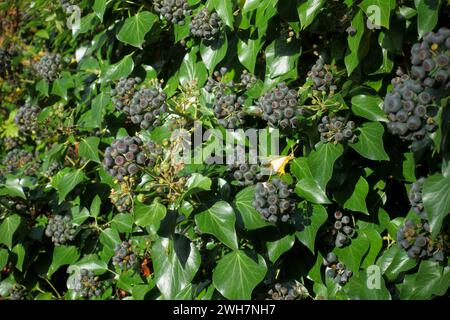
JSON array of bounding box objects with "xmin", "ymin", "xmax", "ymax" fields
[
  {"xmin": 112, "ymin": 240, "xmax": 137, "ymax": 270},
  {"xmin": 332, "ymin": 211, "xmax": 356, "ymax": 248},
  {"xmin": 240, "ymin": 70, "xmax": 257, "ymax": 90},
  {"xmin": 153, "ymin": 0, "xmax": 191, "ymax": 25},
  {"xmin": 229, "ymin": 162, "xmax": 262, "ymax": 186},
  {"xmin": 267, "ymin": 281, "xmax": 308, "ymax": 300},
  {"xmin": 213, "ymin": 93, "xmax": 246, "ymax": 129},
  {"xmin": 383, "ymin": 74, "xmax": 437, "ymax": 141},
  {"xmin": 35, "ymin": 53, "xmax": 63, "ymax": 82},
  {"xmin": 14, "ymin": 102, "xmax": 41, "ymax": 136},
  {"xmin": 74, "ymin": 269, "xmax": 103, "ymax": 299},
  {"xmin": 318, "ymin": 115, "xmax": 357, "ymax": 144},
  {"xmin": 308, "ymin": 57, "xmax": 338, "ymax": 94},
  {"xmin": 128, "ymin": 85, "xmax": 168, "ymax": 130},
  {"xmin": 190, "ymin": 8, "xmax": 223, "ymax": 40},
  {"xmin": 1, "ymin": 149, "xmax": 39, "ymax": 176},
  {"xmin": 258, "ymin": 82, "xmax": 300, "ymax": 129},
  {"xmin": 409, "ymin": 177, "xmax": 428, "ymax": 220},
  {"xmin": 111, "ymin": 77, "xmax": 141, "ymax": 111},
  {"xmin": 103, "ymin": 136, "xmax": 147, "ymax": 182},
  {"xmin": 323, "ymin": 252, "xmax": 353, "ymax": 286},
  {"xmin": 253, "ymin": 179, "xmax": 296, "ymax": 223},
  {"xmin": 410, "ymin": 27, "xmax": 450, "ymax": 91},
  {"xmin": 45, "ymin": 214, "xmax": 77, "ymax": 246}
]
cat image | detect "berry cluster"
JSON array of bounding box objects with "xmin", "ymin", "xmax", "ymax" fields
[
  {"xmin": 44, "ymin": 161, "xmax": 63, "ymax": 177},
  {"xmin": 103, "ymin": 136, "xmax": 147, "ymax": 182},
  {"xmin": 240, "ymin": 70, "xmax": 257, "ymax": 90},
  {"xmin": 111, "ymin": 77, "xmax": 141, "ymax": 111},
  {"xmin": 74, "ymin": 269, "xmax": 103, "ymax": 299},
  {"xmin": 330, "ymin": 211, "xmax": 356, "ymax": 248},
  {"xmin": 307, "ymin": 57, "xmax": 337, "ymax": 94},
  {"xmin": 409, "ymin": 177, "xmax": 428, "ymax": 220},
  {"xmin": 110, "ymin": 188, "xmax": 134, "ymax": 213},
  {"xmin": 154, "ymin": 0, "xmax": 191, "ymax": 25},
  {"xmin": 318, "ymin": 115, "xmax": 357, "ymax": 144},
  {"xmin": 1, "ymin": 149, "xmax": 39, "ymax": 176},
  {"xmin": 190, "ymin": 8, "xmax": 222, "ymax": 40},
  {"xmin": 383, "ymin": 74, "xmax": 437, "ymax": 141},
  {"xmin": 205, "ymin": 68, "xmax": 249, "ymax": 129},
  {"xmin": 14, "ymin": 102, "xmax": 41, "ymax": 136},
  {"xmin": 228, "ymin": 162, "xmax": 263, "ymax": 186},
  {"xmin": 127, "ymin": 86, "xmax": 168, "ymax": 130},
  {"xmin": 60, "ymin": 0, "xmax": 78, "ymax": 14},
  {"xmin": 112, "ymin": 240, "xmax": 137, "ymax": 270},
  {"xmin": 45, "ymin": 215, "xmax": 76, "ymax": 246},
  {"xmin": 258, "ymin": 82, "xmax": 300, "ymax": 129},
  {"xmin": 411, "ymin": 28, "xmax": 450, "ymax": 91},
  {"xmin": 396, "ymin": 220, "xmax": 441, "ymax": 260},
  {"xmin": 2, "ymin": 137, "xmax": 19, "ymax": 151},
  {"xmin": 266, "ymin": 281, "xmax": 308, "ymax": 300},
  {"xmin": 35, "ymin": 53, "xmax": 63, "ymax": 82},
  {"xmin": 8, "ymin": 284, "xmax": 27, "ymax": 300},
  {"xmin": 253, "ymin": 179, "xmax": 296, "ymax": 223},
  {"xmin": 323, "ymin": 252, "xmax": 353, "ymax": 286}
]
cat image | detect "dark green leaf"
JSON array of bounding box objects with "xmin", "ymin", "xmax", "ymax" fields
[
  {"xmin": 116, "ymin": 11, "xmax": 157, "ymax": 48},
  {"xmin": 350, "ymin": 122, "xmax": 389, "ymax": 161}
]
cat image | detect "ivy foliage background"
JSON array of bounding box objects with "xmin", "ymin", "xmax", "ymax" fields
[{"xmin": 0, "ymin": 0, "xmax": 449, "ymax": 300}]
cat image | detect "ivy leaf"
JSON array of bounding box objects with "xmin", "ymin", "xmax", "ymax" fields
[
  {"xmin": 0, "ymin": 176, "xmax": 26, "ymax": 199},
  {"xmin": 265, "ymin": 38, "xmax": 301, "ymax": 80},
  {"xmin": 351, "ymin": 95, "xmax": 388, "ymax": 122},
  {"xmin": 359, "ymin": 0, "xmax": 396, "ymax": 29},
  {"xmin": 345, "ymin": 271, "xmax": 391, "ymax": 300},
  {"xmin": 195, "ymin": 201, "xmax": 238, "ymax": 250},
  {"xmin": 0, "ymin": 215, "xmax": 21, "ymax": 249},
  {"xmin": 414, "ymin": 0, "xmax": 441, "ymax": 38},
  {"xmin": 183, "ymin": 173, "xmax": 212, "ymax": 198},
  {"xmin": 307, "ymin": 143, "xmax": 344, "ymax": 190},
  {"xmin": 235, "ymin": 186, "xmax": 270, "ymax": 230},
  {"xmin": 422, "ymin": 172, "xmax": 450, "ymax": 238},
  {"xmin": 102, "ymin": 53, "xmax": 134, "ymax": 82},
  {"xmin": 237, "ymin": 36, "xmax": 263, "ymax": 73},
  {"xmin": 200, "ymin": 34, "xmax": 228, "ymax": 72},
  {"xmin": 344, "ymin": 9, "xmax": 365, "ymax": 75},
  {"xmin": 376, "ymin": 245, "xmax": 417, "ymax": 281},
  {"xmin": 350, "ymin": 122, "xmax": 389, "ymax": 161},
  {"xmin": 343, "ymin": 176, "xmax": 369, "ymax": 215},
  {"xmin": 213, "ymin": 250, "xmax": 267, "ymax": 300},
  {"xmin": 297, "ymin": 0, "xmax": 325, "ymax": 30},
  {"xmin": 93, "ymin": 0, "xmax": 107, "ymax": 22},
  {"xmin": 78, "ymin": 92, "xmax": 110, "ymax": 129},
  {"xmin": 0, "ymin": 249, "xmax": 8, "ymax": 271},
  {"xmin": 295, "ymin": 204, "xmax": 328, "ymax": 253},
  {"xmin": 55, "ymin": 169, "xmax": 86, "ymax": 204},
  {"xmin": 90, "ymin": 195, "xmax": 101, "ymax": 218},
  {"xmin": 78, "ymin": 136, "xmax": 100, "ymax": 163},
  {"xmin": 152, "ymin": 236, "xmax": 201, "ymax": 299},
  {"xmin": 116, "ymin": 11, "xmax": 157, "ymax": 48},
  {"xmin": 295, "ymin": 178, "xmax": 331, "ymax": 204},
  {"xmin": 210, "ymin": 0, "xmax": 234, "ymax": 28},
  {"xmin": 360, "ymin": 228, "xmax": 383, "ymax": 268},
  {"xmin": 12, "ymin": 244, "xmax": 25, "ymax": 272},
  {"xmin": 48, "ymin": 246, "xmax": 80, "ymax": 277},
  {"xmin": 398, "ymin": 260, "xmax": 450, "ymax": 299},
  {"xmin": 179, "ymin": 49, "xmax": 208, "ymax": 86},
  {"xmin": 334, "ymin": 232, "xmax": 370, "ymax": 273},
  {"xmin": 99, "ymin": 228, "xmax": 121, "ymax": 259},
  {"xmin": 267, "ymin": 234, "xmax": 295, "ymax": 263},
  {"xmin": 134, "ymin": 200, "xmax": 167, "ymax": 229},
  {"xmin": 111, "ymin": 213, "xmax": 134, "ymax": 233}
]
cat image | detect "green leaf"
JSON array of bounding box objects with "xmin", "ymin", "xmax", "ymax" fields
[
  {"xmin": 93, "ymin": 0, "xmax": 107, "ymax": 22},
  {"xmin": 116, "ymin": 11, "xmax": 157, "ymax": 48},
  {"xmin": 344, "ymin": 10, "xmax": 365, "ymax": 75},
  {"xmin": 200, "ymin": 34, "xmax": 228, "ymax": 72},
  {"xmin": 359, "ymin": 0, "xmax": 396, "ymax": 29},
  {"xmin": 0, "ymin": 215, "xmax": 21, "ymax": 249},
  {"xmin": 90, "ymin": 195, "xmax": 101, "ymax": 218},
  {"xmin": 398, "ymin": 260, "xmax": 449, "ymax": 299},
  {"xmin": 422, "ymin": 172, "xmax": 450, "ymax": 238},
  {"xmin": 295, "ymin": 204, "xmax": 328, "ymax": 253},
  {"xmin": 99, "ymin": 228, "xmax": 121, "ymax": 258},
  {"xmin": 213, "ymin": 250, "xmax": 267, "ymax": 300},
  {"xmin": 183, "ymin": 173, "xmax": 212, "ymax": 197},
  {"xmin": 414, "ymin": 0, "xmax": 441, "ymax": 38},
  {"xmin": 403, "ymin": 152, "xmax": 416, "ymax": 183},
  {"xmin": 307, "ymin": 143, "xmax": 344, "ymax": 190},
  {"xmin": 78, "ymin": 136, "xmax": 100, "ymax": 163},
  {"xmin": 267, "ymin": 234, "xmax": 295, "ymax": 263},
  {"xmin": 346, "ymin": 271, "xmax": 391, "ymax": 300},
  {"xmin": 195, "ymin": 201, "xmax": 238, "ymax": 250},
  {"xmin": 295, "ymin": 178, "xmax": 331, "ymax": 204},
  {"xmin": 78, "ymin": 92, "xmax": 110, "ymax": 129},
  {"xmin": 0, "ymin": 176, "xmax": 26, "ymax": 199},
  {"xmin": 350, "ymin": 122, "xmax": 389, "ymax": 161},
  {"xmin": 297, "ymin": 0, "xmax": 325, "ymax": 30},
  {"xmin": 265, "ymin": 38, "xmax": 302, "ymax": 79},
  {"xmin": 210, "ymin": 0, "xmax": 234, "ymax": 28},
  {"xmin": 361, "ymin": 229, "xmax": 383, "ymax": 268},
  {"xmin": 377, "ymin": 245, "xmax": 417, "ymax": 281},
  {"xmin": 343, "ymin": 176, "xmax": 369, "ymax": 215},
  {"xmin": 334, "ymin": 232, "xmax": 370, "ymax": 273},
  {"xmin": 351, "ymin": 95, "xmax": 388, "ymax": 122},
  {"xmin": 36, "ymin": 79, "xmax": 49, "ymax": 97},
  {"xmin": 134, "ymin": 200, "xmax": 167, "ymax": 229},
  {"xmin": 0, "ymin": 249, "xmax": 8, "ymax": 271},
  {"xmin": 152, "ymin": 236, "xmax": 201, "ymax": 299},
  {"xmin": 102, "ymin": 53, "xmax": 134, "ymax": 82},
  {"xmin": 48, "ymin": 246, "xmax": 80, "ymax": 277},
  {"xmin": 11, "ymin": 244, "xmax": 25, "ymax": 272},
  {"xmin": 179, "ymin": 49, "xmax": 207, "ymax": 86},
  {"xmin": 111, "ymin": 213, "xmax": 134, "ymax": 233},
  {"xmin": 235, "ymin": 186, "xmax": 271, "ymax": 230},
  {"xmin": 55, "ymin": 169, "xmax": 86, "ymax": 204},
  {"xmin": 237, "ymin": 37, "xmax": 263, "ymax": 73}
]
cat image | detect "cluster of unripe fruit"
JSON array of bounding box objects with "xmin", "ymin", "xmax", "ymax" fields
[
  {"xmin": 266, "ymin": 281, "xmax": 308, "ymax": 300},
  {"xmin": 323, "ymin": 252, "xmax": 353, "ymax": 286},
  {"xmin": 35, "ymin": 53, "xmax": 63, "ymax": 82},
  {"xmin": 45, "ymin": 214, "xmax": 77, "ymax": 246},
  {"xmin": 318, "ymin": 115, "xmax": 357, "ymax": 144},
  {"xmin": 74, "ymin": 269, "xmax": 103, "ymax": 299},
  {"xmin": 190, "ymin": 8, "xmax": 222, "ymax": 40},
  {"xmin": 153, "ymin": 0, "xmax": 191, "ymax": 25}
]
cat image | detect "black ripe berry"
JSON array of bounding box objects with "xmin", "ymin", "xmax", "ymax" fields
[{"xmin": 190, "ymin": 8, "xmax": 223, "ymax": 41}]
